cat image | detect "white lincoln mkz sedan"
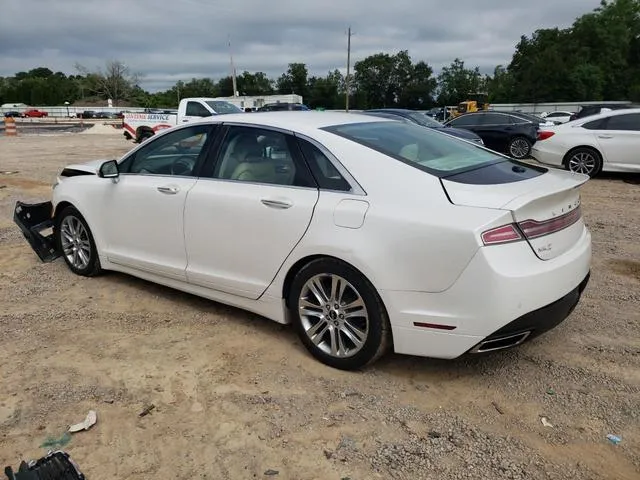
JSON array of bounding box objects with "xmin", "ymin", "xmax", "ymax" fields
[{"xmin": 14, "ymin": 112, "xmax": 592, "ymax": 370}]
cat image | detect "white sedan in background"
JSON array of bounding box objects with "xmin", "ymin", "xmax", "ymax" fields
[
  {"xmin": 532, "ymin": 108, "xmax": 640, "ymax": 177},
  {"xmin": 14, "ymin": 112, "xmax": 591, "ymax": 370},
  {"xmin": 540, "ymin": 111, "xmax": 575, "ymax": 124}
]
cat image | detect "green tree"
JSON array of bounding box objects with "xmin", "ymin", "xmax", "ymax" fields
[
  {"xmin": 276, "ymin": 63, "xmax": 309, "ymax": 99},
  {"xmin": 436, "ymin": 58, "xmax": 483, "ymax": 106}
]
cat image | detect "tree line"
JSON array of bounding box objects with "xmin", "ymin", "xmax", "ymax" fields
[{"xmin": 1, "ymin": 0, "xmax": 638, "ymax": 110}]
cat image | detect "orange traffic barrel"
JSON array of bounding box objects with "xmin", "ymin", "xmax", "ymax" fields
[{"xmin": 4, "ymin": 117, "xmax": 17, "ymax": 136}]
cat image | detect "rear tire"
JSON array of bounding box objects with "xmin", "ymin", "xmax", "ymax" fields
[
  {"xmin": 288, "ymin": 258, "xmax": 391, "ymax": 370},
  {"xmin": 507, "ymin": 136, "xmax": 532, "ymax": 159},
  {"xmin": 564, "ymin": 147, "xmax": 602, "ymax": 178},
  {"xmin": 55, "ymin": 206, "xmax": 102, "ymax": 277}
]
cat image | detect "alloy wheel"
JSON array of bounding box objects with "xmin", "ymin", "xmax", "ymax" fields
[
  {"xmin": 60, "ymin": 216, "xmax": 91, "ymax": 270},
  {"xmin": 298, "ymin": 273, "xmax": 369, "ymax": 358},
  {"xmin": 568, "ymin": 151, "xmax": 597, "ymax": 175},
  {"xmin": 509, "ymin": 138, "xmax": 530, "ymax": 159}
]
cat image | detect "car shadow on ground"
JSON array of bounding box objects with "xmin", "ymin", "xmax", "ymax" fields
[
  {"xmin": 595, "ymin": 171, "xmax": 640, "ymax": 185},
  {"xmin": 99, "ymin": 270, "xmax": 529, "ymax": 379}
]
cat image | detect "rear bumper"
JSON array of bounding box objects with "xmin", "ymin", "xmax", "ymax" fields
[
  {"xmin": 467, "ymin": 271, "xmax": 590, "ymax": 353},
  {"xmin": 531, "ymin": 145, "xmax": 565, "ymax": 167},
  {"xmin": 13, "ymin": 201, "xmax": 60, "ymax": 262},
  {"xmin": 382, "ymin": 225, "xmax": 592, "ymax": 359}
]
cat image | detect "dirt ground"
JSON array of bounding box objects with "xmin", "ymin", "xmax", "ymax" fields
[{"xmin": 0, "ymin": 131, "xmax": 638, "ymax": 480}]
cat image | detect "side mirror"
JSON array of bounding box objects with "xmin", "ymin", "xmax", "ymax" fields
[{"xmin": 98, "ymin": 160, "xmax": 119, "ymax": 178}]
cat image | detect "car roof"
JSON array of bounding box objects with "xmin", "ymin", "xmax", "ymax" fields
[
  {"xmin": 367, "ymin": 108, "xmax": 413, "ymax": 114},
  {"xmin": 192, "ymin": 111, "xmax": 392, "ymax": 133},
  {"xmin": 572, "ymin": 107, "xmax": 640, "ymax": 123}
]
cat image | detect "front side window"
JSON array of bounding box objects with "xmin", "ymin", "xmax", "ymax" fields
[
  {"xmin": 186, "ymin": 101, "xmax": 211, "ymax": 117},
  {"xmin": 604, "ymin": 113, "xmax": 640, "ymax": 131},
  {"xmin": 121, "ymin": 124, "xmax": 212, "ymax": 176},
  {"xmin": 323, "ymin": 121, "xmax": 503, "ymax": 175},
  {"xmin": 212, "ymin": 126, "xmax": 315, "ymax": 187}
]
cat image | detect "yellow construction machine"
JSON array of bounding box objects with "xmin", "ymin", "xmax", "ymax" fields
[{"xmin": 451, "ymin": 93, "xmax": 489, "ymax": 118}]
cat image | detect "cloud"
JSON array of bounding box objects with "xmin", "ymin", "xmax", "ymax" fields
[{"xmin": 0, "ymin": 0, "xmax": 602, "ymax": 91}]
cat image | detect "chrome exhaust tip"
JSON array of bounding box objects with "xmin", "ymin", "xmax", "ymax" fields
[{"xmin": 470, "ymin": 331, "xmax": 532, "ymax": 354}]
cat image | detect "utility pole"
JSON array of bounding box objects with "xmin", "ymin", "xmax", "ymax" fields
[
  {"xmin": 345, "ymin": 26, "xmax": 352, "ymax": 112},
  {"xmin": 228, "ymin": 34, "xmax": 238, "ymax": 97}
]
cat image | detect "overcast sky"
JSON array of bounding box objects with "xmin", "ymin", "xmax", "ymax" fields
[{"xmin": 1, "ymin": 0, "xmax": 601, "ymax": 92}]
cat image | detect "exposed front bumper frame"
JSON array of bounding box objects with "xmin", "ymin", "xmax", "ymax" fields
[{"xmin": 13, "ymin": 201, "xmax": 61, "ymax": 262}]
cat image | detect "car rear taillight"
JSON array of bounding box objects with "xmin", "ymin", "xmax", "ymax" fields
[
  {"xmin": 537, "ymin": 131, "xmax": 555, "ymax": 140},
  {"xmin": 482, "ymin": 207, "xmax": 582, "ymax": 246},
  {"xmin": 518, "ymin": 207, "xmax": 582, "ymax": 239},
  {"xmin": 481, "ymin": 224, "xmax": 523, "ymax": 245}
]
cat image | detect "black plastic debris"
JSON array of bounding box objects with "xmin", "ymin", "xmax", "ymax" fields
[{"xmin": 4, "ymin": 451, "xmax": 84, "ymax": 480}]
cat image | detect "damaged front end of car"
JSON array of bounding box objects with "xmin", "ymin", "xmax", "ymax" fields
[{"xmin": 13, "ymin": 201, "xmax": 61, "ymax": 262}]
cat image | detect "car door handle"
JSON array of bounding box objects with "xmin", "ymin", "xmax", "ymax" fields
[
  {"xmin": 182, "ymin": 119, "xmax": 189, "ymax": 123},
  {"xmin": 598, "ymin": 134, "xmax": 613, "ymax": 139},
  {"xmin": 261, "ymin": 198, "xmax": 293, "ymax": 209},
  {"xmin": 157, "ymin": 185, "xmax": 179, "ymax": 195}
]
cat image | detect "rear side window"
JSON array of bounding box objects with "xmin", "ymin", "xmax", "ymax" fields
[
  {"xmin": 481, "ymin": 113, "xmax": 509, "ymax": 125},
  {"xmin": 583, "ymin": 118, "xmax": 606, "ymax": 130},
  {"xmin": 297, "ymin": 139, "xmax": 351, "ymax": 191},
  {"xmin": 323, "ymin": 121, "xmax": 503, "ymax": 176},
  {"xmin": 448, "ymin": 114, "xmax": 480, "ymax": 127}
]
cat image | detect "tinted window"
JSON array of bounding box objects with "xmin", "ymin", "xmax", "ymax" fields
[
  {"xmin": 546, "ymin": 112, "xmax": 566, "ymax": 118},
  {"xmin": 213, "ymin": 126, "xmax": 315, "ymax": 187},
  {"xmin": 448, "ymin": 114, "xmax": 480, "ymax": 127},
  {"xmin": 605, "ymin": 113, "xmax": 640, "ymax": 131},
  {"xmin": 583, "ymin": 118, "xmax": 606, "ymax": 130},
  {"xmin": 323, "ymin": 121, "xmax": 503, "ymax": 176},
  {"xmin": 204, "ymin": 101, "xmax": 242, "ymax": 114},
  {"xmin": 480, "ymin": 113, "xmax": 510, "ymax": 125},
  {"xmin": 186, "ymin": 101, "xmax": 211, "ymax": 117},
  {"xmin": 297, "ymin": 139, "xmax": 351, "ymax": 191},
  {"xmin": 122, "ymin": 124, "xmax": 212, "ymax": 176},
  {"xmin": 510, "ymin": 112, "xmax": 543, "ymax": 123}
]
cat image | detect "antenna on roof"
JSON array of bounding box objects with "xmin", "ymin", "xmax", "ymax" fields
[{"xmin": 228, "ymin": 34, "xmax": 238, "ymax": 97}]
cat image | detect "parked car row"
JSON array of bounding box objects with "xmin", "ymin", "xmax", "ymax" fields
[{"xmin": 3, "ymin": 109, "xmax": 49, "ymax": 118}]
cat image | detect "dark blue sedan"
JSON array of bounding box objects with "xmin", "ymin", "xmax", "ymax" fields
[{"xmin": 363, "ymin": 109, "xmax": 484, "ymax": 145}]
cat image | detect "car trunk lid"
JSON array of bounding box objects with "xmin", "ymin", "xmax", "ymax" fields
[{"xmin": 442, "ymin": 166, "xmax": 589, "ymax": 260}]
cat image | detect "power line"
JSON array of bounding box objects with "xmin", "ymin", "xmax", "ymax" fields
[{"xmin": 345, "ymin": 26, "xmax": 353, "ymax": 112}]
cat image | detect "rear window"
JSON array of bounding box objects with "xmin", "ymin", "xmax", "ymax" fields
[
  {"xmin": 205, "ymin": 101, "xmax": 242, "ymax": 114},
  {"xmin": 322, "ymin": 121, "xmax": 504, "ymax": 175}
]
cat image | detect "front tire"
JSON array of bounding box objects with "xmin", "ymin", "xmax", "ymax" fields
[
  {"xmin": 564, "ymin": 147, "xmax": 602, "ymax": 177},
  {"xmin": 507, "ymin": 136, "xmax": 532, "ymax": 159},
  {"xmin": 55, "ymin": 206, "xmax": 102, "ymax": 277},
  {"xmin": 288, "ymin": 258, "xmax": 391, "ymax": 370}
]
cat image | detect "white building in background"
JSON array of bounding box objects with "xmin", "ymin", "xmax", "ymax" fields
[{"xmin": 214, "ymin": 94, "xmax": 303, "ymax": 111}]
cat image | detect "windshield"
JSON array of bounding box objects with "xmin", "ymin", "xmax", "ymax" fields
[
  {"xmin": 205, "ymin": 101, "xmax": 243, "ymax": 114},
  {"xmin": 323, "ymin": 121, "xmax": 503, "ymax": 175},
  {"xmin": 406, "ymin": 112, "xmax": 443, "ymax": 128}
]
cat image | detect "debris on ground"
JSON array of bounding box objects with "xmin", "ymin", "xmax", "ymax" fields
[
  {"xmin": 606, "ymin": 434, "xmax": 622, "ymax": 445},
  {"xmin": 39, "ymin": 432, "xmax": 71, "ymax": 449},
  {"xmin": 540, "ymin": 417, "xmax": 554, "ymax": 428},
  {"xmin": 138, "ymin": 404, "xmax": 156, "ymax": 417},
  {"xmin": 263, "ymin": 469, "xmax": 279, "ymax": 476},
  {"xmin": 68, "ymin": 410, "xmax": 97, "ymax": 433},
  {"xmin": 546, "ymin": 387, "xmax": 556, "ymax": 395},
  {"xmin": 492, "ymin": 401, "xmax": 504, "ymax": 414}
]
